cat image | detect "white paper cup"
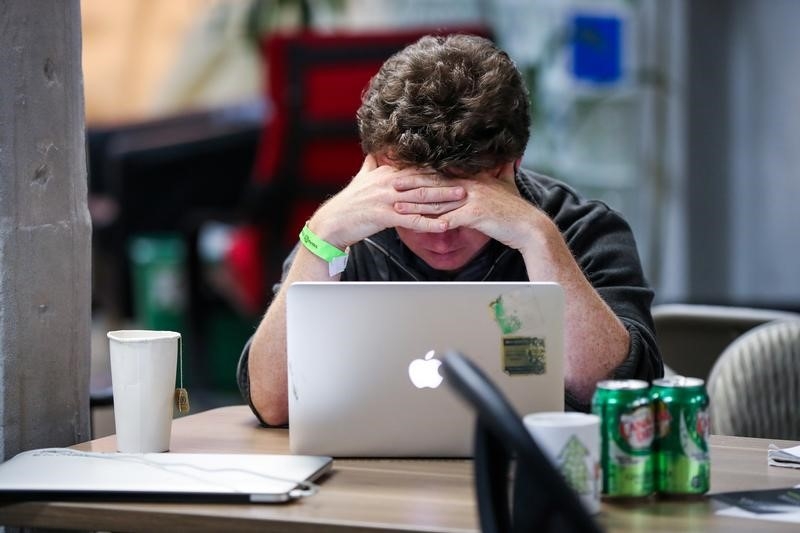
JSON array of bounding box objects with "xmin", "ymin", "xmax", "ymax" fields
[
  {"xmin": 108, "ymin": 330, "xmax": 180, "ymax": 453},
  {"xmin": 523, "ymin": 412, "xmax": 602, "ymax": 514}
]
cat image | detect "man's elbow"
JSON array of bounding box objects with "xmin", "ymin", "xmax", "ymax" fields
[
  {"xmin": 565, "ymin": 378, "xmax": 597, "ymax": 408},
  {"xmin": 251, "ymin": 394, "xmax": 289, "ymax": 427}
]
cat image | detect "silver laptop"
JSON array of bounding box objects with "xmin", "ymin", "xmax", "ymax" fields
[
  {"xmin": 0, "ymin": 449, "xmax": 332, "ymax": 503},
  {"xmin": 286, "ymin": 281, "xmax": 565, "ymax": 457}
]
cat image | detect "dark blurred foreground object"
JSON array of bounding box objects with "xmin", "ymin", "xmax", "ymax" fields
[{"xmin": 440, "ymin": 351, "xmax": 602, "ymax": 533}]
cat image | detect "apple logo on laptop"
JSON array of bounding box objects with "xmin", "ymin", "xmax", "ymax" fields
[{"xmin": 408, "ymin": 350, "xmax": 444, "ymax": 389}]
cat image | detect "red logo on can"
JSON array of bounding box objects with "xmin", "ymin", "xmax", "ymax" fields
[
  {"xmin": 619, "ymin": 406, "xmax": 654, "ymax": 449},
  {"xmin": 696, "ymin": 409, "xmax": 710, "ymax": 439}
]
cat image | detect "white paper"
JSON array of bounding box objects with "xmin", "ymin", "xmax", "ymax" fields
[
  {"xmin": 767, "ymin": 444, "xmax": 800, "ymax": 468},
  {"xmin": 717, "ymin": 506, "xmax": 800, "ymax": 524},
  {"xmin": 714, "ymin": 484, "xmax": 800, "ymax": 524}
]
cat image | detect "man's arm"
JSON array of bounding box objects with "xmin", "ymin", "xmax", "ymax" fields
[
  {"xmin": 422, "ymin": 163, "xmax": 633, "ymax": 405},
  {"xmin": 515, "ymin": 214, "xmax": 631, "ymax": 403},
  {"xmin": 248, "ymin": 243, "xmax": 333, "ymax": 426}
]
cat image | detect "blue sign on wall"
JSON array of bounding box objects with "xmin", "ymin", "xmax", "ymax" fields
[{"xmin": 571, "ymin": 14, "xmax": 623, "ymax": 85}]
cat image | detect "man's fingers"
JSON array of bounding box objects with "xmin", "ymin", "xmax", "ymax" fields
[
  {"xmin": 394, "ymin": 199, "xmax": 465, "ymax": 215},
  {"xmin": 394, "ymin": 213, "xmax": 449, "ymax": 233},
  {"xmin": 392, "ymin": 172, "xmax": 444, "ymax": 191},
  {"xmin": 398, "ymin": 185, "xmax": 466, "ymax": 203}
]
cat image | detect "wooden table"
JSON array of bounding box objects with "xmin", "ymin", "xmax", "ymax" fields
[{"xmin": 1, "ymin": 405, "xmax": 798, "ymax": 532}]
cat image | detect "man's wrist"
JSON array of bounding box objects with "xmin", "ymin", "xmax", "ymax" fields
[{"xmin": 299, "ymin": 223, "xmax": 349, "ymax": 276}]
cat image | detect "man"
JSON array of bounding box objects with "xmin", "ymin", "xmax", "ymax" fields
[{"xmin": 237, "ymin": 33, "xmax": 662, "ymax": 426}]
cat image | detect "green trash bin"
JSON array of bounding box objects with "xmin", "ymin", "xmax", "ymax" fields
[{"xmin": 128, "ymin": 234, "xmax": 187, "ymax": 333}]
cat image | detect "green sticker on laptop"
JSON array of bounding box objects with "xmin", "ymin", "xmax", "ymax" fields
[{"xmin": 490, "ymin": 294, "xmax": 547, "ymax": 375}]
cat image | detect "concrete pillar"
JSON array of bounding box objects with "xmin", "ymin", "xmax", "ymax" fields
[{"xmin": 0, "ymin": 1, "xmax": 91, "ymax": 459}]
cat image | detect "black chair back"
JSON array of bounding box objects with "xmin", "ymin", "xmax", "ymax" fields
[{"xmin": 440, "ymin": 351, "xmax": 603, "ymax": 533}]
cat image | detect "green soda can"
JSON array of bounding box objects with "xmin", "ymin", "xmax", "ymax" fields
[
  {"xmin": 651, "ymin": 376, "xmax": 711, "ymax": 495},
  {"xmin": 592, "ymin": 380, "xmax": 655, "ymax": 498}
]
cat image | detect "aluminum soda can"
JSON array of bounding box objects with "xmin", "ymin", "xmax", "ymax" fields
[
  {"xmin": 591, "ymin": 379, "xmax": 655, "ymax": 497},
  {"xmin": 651, "ymin": 376, "xmax": 711, "ymax": 495}
]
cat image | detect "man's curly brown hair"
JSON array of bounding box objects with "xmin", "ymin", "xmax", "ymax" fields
[{"xmin": 357, "ymin": 34, "xmax": 530, "ymax": 176}]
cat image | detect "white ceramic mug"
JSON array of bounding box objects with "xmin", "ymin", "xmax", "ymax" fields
[
  {"xmin": 108, "ymin": 330, "xmax": 180, "ymax": 453},
  {"xmin": 523, "ymin": 412, "xmax": 602, "ymax": 514}
]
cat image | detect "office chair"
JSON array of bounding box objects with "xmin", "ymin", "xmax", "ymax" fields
[
  {"xmin": 706, "ymin": 319, "xmax": 800, "ymax": 439},
  {"xmin": 652, "ymin": 303, "xmax": 800, "ymax": 380},
  {"xmin": 440, "ymin": 351, "xmax": 602, "ymax": 533}
]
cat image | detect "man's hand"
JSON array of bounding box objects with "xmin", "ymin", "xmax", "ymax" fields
[
  {"xmin": 438, "ymin": 162, "xmax": 548, "ymax": 253},
  {"xmin": 309, "ymin": 154, "xmax": 466, "ymax": 248},
  {"xmin": 391, "ymin": 161, "xmax": 547, "ymax": 254}
]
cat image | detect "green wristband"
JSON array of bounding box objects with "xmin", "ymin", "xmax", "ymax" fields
[{"xmin": 299, "ymin": 224, "xmax": 348, "ymax": 276}]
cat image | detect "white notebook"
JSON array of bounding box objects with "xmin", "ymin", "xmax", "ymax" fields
[{"xmin": 0, "ymin": 448, "xmax": 332, "ymax": 503}]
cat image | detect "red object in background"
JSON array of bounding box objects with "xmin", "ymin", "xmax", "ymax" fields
[{"xmin": 225, "ymin": 224, "xmax": 265, "ymax": 316}]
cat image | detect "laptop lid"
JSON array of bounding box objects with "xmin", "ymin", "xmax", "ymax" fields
[{"xmin": 287, "ymin": 281, "xmax": 564, "ymax": 457}]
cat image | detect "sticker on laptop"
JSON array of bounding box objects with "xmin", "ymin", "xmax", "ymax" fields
[{"xmin": 490, "ymin": 292, "xmax": 547, "ymax": 375}]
